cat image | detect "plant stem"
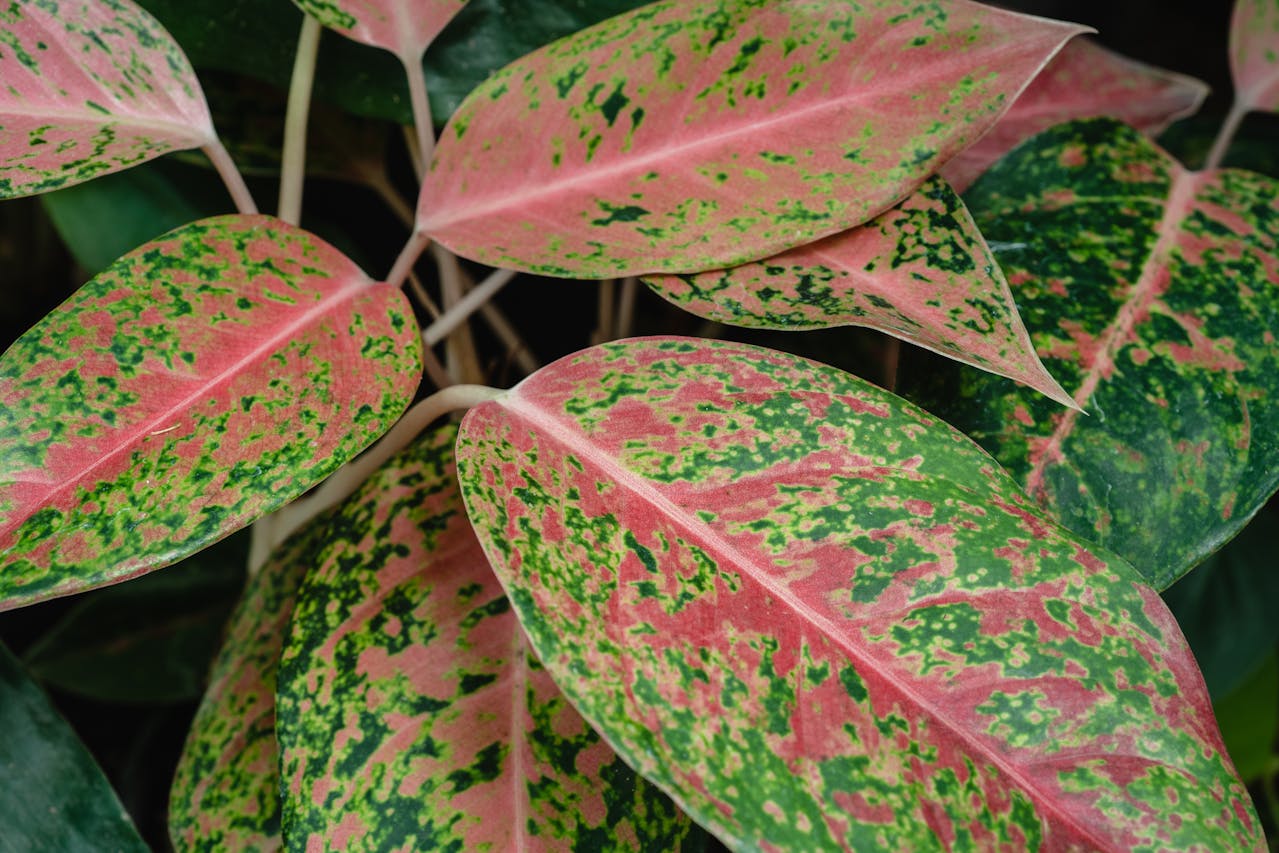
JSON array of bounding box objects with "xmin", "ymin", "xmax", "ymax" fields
[
  {"xmin": 883, "ymin": 336, "xmax": 901, "ymax": 392},
  {"xmin": 593, "ymin": 279, "xmax": 616, "ymax": 344},
  {"xmin": 278, "ymin": 15, "xmax": 322, "ymax": 225},
  {"xmin": 617, "ymin": 276, "xmax": 639, "ymax": 338},
  {"xmin": 203, "ymin": 139, "xmax": 258, "ymax": 215},
  {"xmin": 478, "ymin": 301, "xmax": 540, "ymax": 375},
  {"xmin": 1205, "ymin": 100, "xmax": 1247, "ymax": 171},
  {"xmin": 423, "ymin": 267, "xmax": 519, "ymax": 346},
  {"xmin": 402, "ymin": 54, "xmax": 436, "ymax": 171},
  {"xmin": 386, "ymin": 230, "xmax": 431, "ymax": 289}
]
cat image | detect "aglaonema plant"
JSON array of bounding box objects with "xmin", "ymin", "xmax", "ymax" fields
[{"xmin": 0, "ymin": 0, "xmax": 1276, "ymax": 849}]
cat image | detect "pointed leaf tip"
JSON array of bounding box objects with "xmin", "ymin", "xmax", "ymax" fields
[{"xmin": 419, "ymin": 0, "xmax": 1087, "ymax": 277}]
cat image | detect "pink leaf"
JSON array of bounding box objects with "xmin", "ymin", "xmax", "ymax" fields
[
  {"xmin": 456, "ymin": 336, "xmax": 1261, "ymax": 850},
  {"xmin": 1230, "ymin": 0, "xmax": 1279, "ymax": 112},
  {"xmin": 0, "ymin": 0, "xmax": 216, "ymax": 199},
  {"xmin": 644, "ymin": 176, "xmax": 1075, "ymax": 408},
  {"xmin": 941, "ymin": 38, "xmax": 1208, "ymax": 192},
  {"xmin": 0, "ymin": 214, "xmax": 422, "ymax": 609},
  {"xmin": 289, "ymin": 0, "xmax": 469, "ymax": 63},
  {"xmin": 419, "ymin": 0, "xmax": 1086, "ymax": 277}
]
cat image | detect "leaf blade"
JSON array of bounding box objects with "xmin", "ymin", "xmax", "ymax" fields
[
  {"xmin": 1230, "ymin": 0, "xmax": 1279, "ymax": 113},
  {"xmin": 419, "ymin": 0, "xmax": 1086, "ymax": 277},
  {"xmin": 290, "ymin": 0, "xmax": 468, "ymax": 62}
]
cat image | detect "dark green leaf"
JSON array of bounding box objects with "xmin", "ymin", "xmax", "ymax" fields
[
  {"xmin": 0, "ymin": 643, "xmax": 148, "ymax": 852},
  {"xmin": 1213, "ymin": 652, "xmax": 1277, "ymax": 784}
]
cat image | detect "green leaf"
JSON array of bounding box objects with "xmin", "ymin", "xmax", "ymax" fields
[
  {"xmin": 277, "ymin": 421, "xmax": 704, "ymax": 850},
  {"xmin": 1214, "ymin": 652, "xmax": 1278, "ymax": 785},
  {"xmin": 420, "ymin": 0, "xmax": 1085, "ymax": 277},
  {"xmin": 168, "ymin": 521, "xmax": 312, "ymax": 851},
  {"xmin": 0, "ymin": 642, "xmax": 148, "ymax": 852},
  {"xmin": 0, "ymin": 214, "xmax": 422, "ymax": 610},
  {"xmin": 21, "ymin": 532, "xmax": 248, "ymax": 704},
  {"xmin": 1162, "ymin": 508, "xmax": 1279, "ymax": 699},
  {"xmin": 0, "ymin": 0, "xmax": 216, "ymax": 199},
  {"xmin": 917, "ymin": 118, "xmax": 1279, "ymax": 589},
  {"xmin": 455, "ymin": 336, "xmax": 1260, "ymax": 850},
  {"xmin": 642, "ymin": 176, "xmax": 1075, "ymax": 407}
]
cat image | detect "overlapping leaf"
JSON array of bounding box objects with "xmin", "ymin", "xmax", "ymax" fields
[
  {"xmin": 0, "ymin": 643, "xmax": 149, "ymax": 851},
  {"xmin": 419, "ymin": 0, "xmax": 1086, "ymax": 277},
  {"xmin": 456, "ymin": 336, "xmax": 1260, "ymax": 850},
  {"xmin": 0, "ymin": 0, "xmax": 217, "ymax": 198},
  {"xmin": 940, "ymin": 38, "xmax": 1208, "ymax": 191},
  {"xmin": 168, "ymin": 526, "xmax": 312, "ymax": 851},
  {"xmin": 1230, "ymin": 0, "xmax": 1279, "ymax": 112},
  {"xmin": 276, "ymin": 421, "xmax": 703, "ymax": 851},
  {"xmin": 0, "ymin": 214, "xmax": 422, "ymax": 610},
  {"xmin": 921, "ymin": 119, "xmax": 1279, "ymax": 590},
  {"xmin": 643, "ymin": 176, "xmax": 1074, "ymax": 408},
  {"xmin": 290, "ymin": 0, "xmax": 467, "ymax": 62}
]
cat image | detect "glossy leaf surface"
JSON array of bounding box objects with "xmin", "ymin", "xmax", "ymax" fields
[
  {"xmin": 1214, "ymin": 653, "xmax": 1278, "ymax": 784},
  {"xmin": 0, "ymin": 642, "xmax": 148, "ymax": 852},
  {"xmin": 0, "ymin": 214, "xmax": 422, "ymax": 610},
  {"xmin": 644, "ymin": 176, "xmax": 1073, "ymax": 408},
  {"xmin": 420, "ymin": 0, "xmax": 1085, "ymax": 277},
  {"xmin": 1230, "ymin": 0, "xmax": 1279, "ymax": 112},
  {"xmin": 941, "ymin": 38, "xmax": 1208, "ymax": 191},
  {"xmin": 291, "ymin": 0, "xmax": 467, "ymax": 62},
  {"xmin": 456, "ymin": 336, "xmax": 1259, "ymax": 850},
  {"xmin": 926, "ymin": 119, "xmax": 1279, "ymax": 590},
  {"xmin": 0, "ymin": 0, "xmax": 216, "ymax": 199},
  {"xmin": 277, "ymin": 421, "xmax": 702, "ymax": 851},
  {"xmin": 168, "ymin": 525, "xmax": 313, "ymax": 850}
]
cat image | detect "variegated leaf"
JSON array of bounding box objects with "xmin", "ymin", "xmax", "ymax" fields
[
  {"xmin": 289, "ymin": 0, "xmax": 468, "ymax": 62},
  {"xmin": 0, "ymin": 0, "xmax": 216, "ymax": 199},
  {"xmin": 1230, "ymin": 0, "xmax": 1279, "ymax": 112},
  {"xmin": 276, "ymin": 421, "xmax": 704, "ymax": 851},
  {"xmin": 0, "ymin": 214, "xmax": 422, "ymax": 610},
  {"xmin": 941, "ymin": 38, "xmax": 1208, "ymax": 192},
  {"xmin": 168, "ymin": 527, "xmax": 315, "ymax": 851},
  {"xmin": 643, "ymin": 175, "xmax": 1074, "ymax": 408},
  {"xmin": 922, "ymin": 118, "xmax": 1279, "ymax": 590},
  {"xmin": 455, "ymin": 336, "xmax": 1261, "ymax": 851},
  {"xmin": 419, "ymin": 0, "xmax": 1085, "ymax": 277}
]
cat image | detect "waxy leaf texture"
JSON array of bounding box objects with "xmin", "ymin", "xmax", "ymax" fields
[
  {"xmin": 0, "ymin": 214, "xmax": 422, "ymax": 610},
  {"xmin": 456, "ymin": 337, "xmax": 1260, "ymax": 851},
  {"xmin": 169, "ymin": 526, "xmax": 310, "ymax": 850},
  {"xmin": 643, "ymin": 176, "xmax": 1074, "ymax": 408},
  {"xmin": 276, "ymin": 421, "xmax": 701, "ymax": 851},
  {"xmin": 934, "ymin": 119, "xmax": 1279, "ymax": 590},
  {"xmin": 940, "ymin": 38, "xmax": 1209, "ymax": 192},
  {"xmin": 1230, "ymin": 0, "xmax": 1279, "ymax": 112},
  {"xmin": 419, "ymin": 0, "xmax": 1086, "ymax": 277},
  {"xmin": 0, "ymin": 0, "xmax": 216, "ymax": 199},
  {"xmin": 289, "ymin": 0, "xmax": 468, "ymax": 62}
]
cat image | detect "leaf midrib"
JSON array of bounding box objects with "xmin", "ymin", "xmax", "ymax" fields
[{"xmin": 497, "ymin": 392, "xmax": 1116, "ymax": 850}]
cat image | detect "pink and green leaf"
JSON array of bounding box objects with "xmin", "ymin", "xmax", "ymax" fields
[
  {"xmin": 275, "ymin": 421, "xmax": 703, "ymax": 851},
  {"xmin": 643, "ymin": 175, "xmax": 1074, "ymax": 408},
  {"xmin": 168, "ymin": 525, "xmax": 315, "ymax": 851},
  {"xmin": 0, "ymin": 0, "xmax": 217, "ymax": 199},
  {"xmin": 940, "ymin": 38, "xmax": 1208, "ymax": 192},
  {"xmin": 0, "ymin": 214, "xmax": 422, "ymax": 610},
  {"xmin": 455, "ymin": 336, "xmax": 1261, "ymax": 851},
  {"xmin": 922, "ymin": 118, "xmax": 1279, "ymax": 590},
  {"xmin": 419, "ymin": 0, "xmax": 1086, "ymax": 277},
  {"xmin": 1230, "ymin": 0, "xmax": 1279, "ymax": 112},
  {"xmin": 289, "ymin": 0, "xmax": 469, "ymax": 62}
]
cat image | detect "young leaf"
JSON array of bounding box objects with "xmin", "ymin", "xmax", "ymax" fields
[
  {"xmin": 419, "ymin": 0, "xmax": 1086, "ymax": 277},
  {"xmin": 455, "ymin": 337, "xmax": 1261, "ymax": 850},
  {"xmin": 0, "ymin": 214, "xmax": 422, "ymax": 611},
  {"xmin": 0, "ymin": 0, "xmax": 217, "ymax": 199},
  {"xmin": 168, "ymin": 517, "xmax": 315, "ymax": 850},
  {"xmin": 643, "ymin": 176, "xmax": 1074, "ymax": 408},
  {"xmin": 941, "ymin": 38, "xmax": 1209, "ymax": 192},
  {"xmin": 921, "ymin": 119, "xmax": 1279, "ymax": 590},
  {"xmin": 0, "ymin": 642, "xmax": 148, "ymax": 852},
  {"xmin": 277, "ymin": 421, "xmax": 703, "ymax": 851},
  {"xmin": 1230, "ymin": 0, "xmax": 1279, "ymax": 113},
  {"xmin": 290, "ymin": 0, "xmax": 467, "ymax": 63}
]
